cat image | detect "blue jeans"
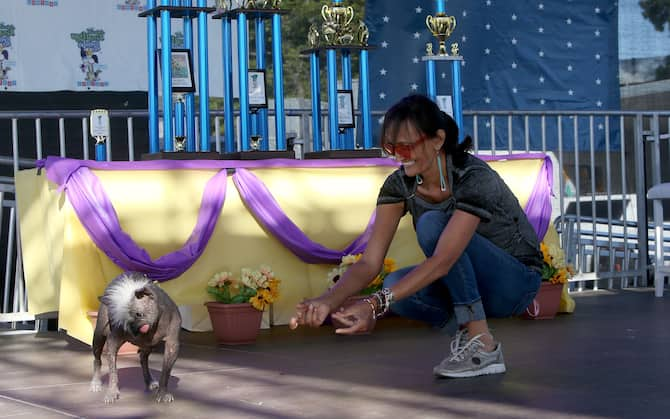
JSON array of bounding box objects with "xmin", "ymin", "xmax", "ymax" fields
[{"xmin": 383, "ymin": 210, "xmax": 541, "ymax": 329}]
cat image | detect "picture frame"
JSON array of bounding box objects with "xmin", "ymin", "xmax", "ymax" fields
[
  {"xmin": 248, "ymin": 69, "xmax": 268, "ymax": 109},
  {"xmin": 157, "ymin": 48, "xmax": 196, "ymax": 93},
  {"xmin": 337, "ymin": 89, "xmax": 355, "ymax": 129}
]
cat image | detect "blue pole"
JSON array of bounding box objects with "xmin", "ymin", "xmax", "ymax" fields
[
  {"xmin": 95, "ymin": 142, "xmax": 106, "ymax": 161},
  {"xmin": 271, "ymin": 13, "xmax": 286, "ymax": 150},
  {"xmin": 309, "ymin": 52, "xmax": 322, "ymax": 152},
  {"xmin": 160, "ymin": 0, "xmax": 173, "ymax": 152},
  {"xmin": 238, "ymin": 12, "xmax": 250, "ymax": 151},
  {"xmin": 222, "ymin": 17, "xmax": 235, "ymax": 152},
  {"xmin": 183, "ymin": 0, "xmax": 196, "ymax": 152},
  {"xmin": 426, "ymin": 60, "xmax": 437, "ymax": 101},
  {"xmin": 359, "ymin": 49, "xmax": 372, "ymax": 149},
  {"xmin": 255, "ymin": 17, "xmax": 268, "ymax": 151},
  {"xmin": 175, "ymin": 98, "xmax": 185, "ymax": 138},
  {"xmin": 341, "ymin": 50, "xmax": 352, "ymax": 149},
  {"xmin": 326, "ymin": 49, "xmax": 338, "ymax": 150},
  {"xmin": 146, "ymin": 0, "xmax": 159, "ymax": 153},
  {"xmin": 435, "ymin": 0, "xmax": 446, "ymax": 13},
  {"xmin": 197, "ymin": 0, "xmax": 210, "ymax": 151},
  {"xmin": 452, "ymin": 59, "xmax": 464, "ymax": 141}
]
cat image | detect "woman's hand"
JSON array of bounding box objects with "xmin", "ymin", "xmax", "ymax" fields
[
  {"xmin": 330, "ymin": 299, "xmax": 376, "ymax": 335},
  {"xmin": 289, "ymin": 298, "xmax": 331, "ymax": 329}
]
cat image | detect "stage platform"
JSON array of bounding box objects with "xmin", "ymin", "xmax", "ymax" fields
[{"xmin": 0, "ymin": 289, "xmax": 667, "ymax": 418}]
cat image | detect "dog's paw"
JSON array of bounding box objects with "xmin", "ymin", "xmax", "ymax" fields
[
  {"xmin": 89, "ymin": 380, "xmax": 103, "ymax": 392},
  {"xmin": 148, "ymin": 380, "xmax": 159, "ymax": 391},
  {"xmin": 103, "ymin": 391, "xmax": 120, "ymax": 404},
  {"xmin": 155, "ymin": 390, "xmax": 174, "ymax": 403}
]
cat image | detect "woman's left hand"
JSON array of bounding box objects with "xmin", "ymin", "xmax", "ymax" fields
[{"xmin": 330, "ymin": 299, "xmax": 377, "ymax": 335}]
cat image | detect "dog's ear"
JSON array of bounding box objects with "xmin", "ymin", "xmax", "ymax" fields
[{"xmin": 134, "ymin": 286, "xmax": 155, "ymax": 300}]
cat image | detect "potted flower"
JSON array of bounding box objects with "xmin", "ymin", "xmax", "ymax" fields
[
  {"xmin": 325, "ymin": 254, "xmax": 396, "ymax": 329},
  {"xmin": 524, "ymin": 241, "xmax": 574, "ymax": 319},
  {"xmin": 327, "ymin": 253, "xmax": 397, "ymax": 296},
  {"xmin": 204, "ymin": 265, "xmax": 280, "ymax": 345}
]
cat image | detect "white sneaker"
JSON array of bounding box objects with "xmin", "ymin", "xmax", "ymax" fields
[{"xmin": 433, "ymin": 333, "xmax": 506, "ymax": 378}]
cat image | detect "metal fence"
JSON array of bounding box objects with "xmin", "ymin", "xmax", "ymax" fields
[{"xmin": 1, "ymin": 107, "xmax": 669, "ymax": 333}]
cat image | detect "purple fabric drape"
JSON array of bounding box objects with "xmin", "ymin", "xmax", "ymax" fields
[
  {"xmin": 55, "ymin": 165, "xmax": 228, "ymax": 281},
  {"xmin": 232, "ymin": 168, "xmax": 375, "ymax": 264},
  {"xmin": 37, "ymin": 153, "xmax": 553, "ymax": 281}
]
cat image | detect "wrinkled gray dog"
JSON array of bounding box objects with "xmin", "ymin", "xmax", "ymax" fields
[{"xmin": 89, "ymin": 272, "xmax": 182, "ymax": 403}]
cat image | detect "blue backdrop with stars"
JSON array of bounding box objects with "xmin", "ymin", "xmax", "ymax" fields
[{"xmin": 363, "ymin": 0, "xmax": 620, "ymax": 150}]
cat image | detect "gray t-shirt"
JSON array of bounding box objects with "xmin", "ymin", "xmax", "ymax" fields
[{"xmin": 377, "ymin": 154, "xmax": 543, "ymax": 271}]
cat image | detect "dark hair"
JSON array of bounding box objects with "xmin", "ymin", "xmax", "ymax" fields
[{"xmin": 380, "ymin": 94, "xmax": 472, "ymax": 166}]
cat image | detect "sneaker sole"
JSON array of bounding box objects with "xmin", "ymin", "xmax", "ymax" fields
[{"xmin": 433, "ymin": 363, "xmax": 506, "ymax": 378}]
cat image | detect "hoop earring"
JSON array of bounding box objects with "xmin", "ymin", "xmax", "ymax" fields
[
  {"xmin": 416, "ymin": 175, "xmax": 423, "ymax": 185},
  {"xmin": 436, "ymin": 154, "xmax": 447, "ymax": 192}
]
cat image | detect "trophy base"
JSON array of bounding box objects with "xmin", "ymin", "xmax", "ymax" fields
[
  {"xmin": 219, "ymin": 150, "xmax": 295, "ymax": 160},
  {"xmin": 140, "ymin": 151, "xmax": 222, "ymax": 161},
  {"xmin": 304, "ymin": 149, "xmax": 385, "ymax": 159}
]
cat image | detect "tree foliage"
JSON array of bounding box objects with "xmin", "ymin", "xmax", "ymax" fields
[{"xmin": 639, "ymin": 0, "xmax": 670, "ymax": 32}]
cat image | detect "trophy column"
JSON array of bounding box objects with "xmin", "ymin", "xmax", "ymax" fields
[
  {"xmin": 214, "ymin": 0, "xmax": 293, "ymax": 159},
  {"xmin": 424, "ymin": 3, "xmax": 464, "ymax": 141},
  {"xmin": 140, "ymin": 0, "xmax": 218, "ymax": 159},
  {"xmin": 301, "ymin": 0, "xmax": 380, "ymax": 159}
]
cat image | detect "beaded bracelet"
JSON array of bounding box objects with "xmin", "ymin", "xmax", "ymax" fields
[
  {"xmin": 371, "ymin": 287, "xmax": 394, "ymax": 319},
  {"xmin": 362, "ymin": 298, "xmax": 376, "ymax": 320}
]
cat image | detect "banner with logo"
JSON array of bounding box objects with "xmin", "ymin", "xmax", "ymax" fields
[{"xmin": 0, "ymin": 0, "xmax": 232, "ymax": 93}]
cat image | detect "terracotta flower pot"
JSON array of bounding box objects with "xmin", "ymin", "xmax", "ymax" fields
[
  {"xmin": 523, "ymin": 282, "xmax": 563, "ymax": 320},
  {"xmin": 205, "ymin": 302, "xmax": 263, "ymax": 345},
  {"xmin": 86, "ymin": 310, "xmax": 139, "ymax": 355}
]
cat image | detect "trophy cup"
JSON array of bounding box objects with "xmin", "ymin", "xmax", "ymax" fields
[{"xmin": 426, "ymin": 12, "xmax": 457, "ymax": 56}]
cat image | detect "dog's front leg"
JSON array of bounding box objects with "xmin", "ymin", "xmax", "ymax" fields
[
  {"xmin": 155, "ymin": 336, "xmax": 179, "ymax": 403},
  {"xmin": 103, "ymin": 339, "xmax": 121, "ymax": 403},
  {"xmin": 90, "ymin": 330, "xmax": 106, "ymax": 392},
  {"xmin": 140, "ymin": 347, "xmax": 158, "ymax": 391}
]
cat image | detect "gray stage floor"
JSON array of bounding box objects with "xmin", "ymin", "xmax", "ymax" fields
[{"xmin": 1, "ymin": 288, "xmax": 668, "ymax": 419}]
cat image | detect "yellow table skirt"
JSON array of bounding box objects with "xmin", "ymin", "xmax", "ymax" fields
[{"xmin": 15, "ymin": 158, "xmax": 546, "ymax": 345}]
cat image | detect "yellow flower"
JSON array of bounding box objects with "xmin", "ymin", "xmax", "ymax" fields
[
  {"xmin": 249, "ymin": 293, "xmax": 267, "ymax": 311},
  {"xmin": 383, "ymin": 258, "xmax": 396, "ymax": 273},
  {"xmin": 267, "ymin": 278, "xmax": 280, "ymax": 299},
  {"xmin": 540, "ymin": 242, "xmax": 552, "ymax": 265},
  {"xmin": 206, "ymin": 265, "xmax": 280, "ymax": 311}
]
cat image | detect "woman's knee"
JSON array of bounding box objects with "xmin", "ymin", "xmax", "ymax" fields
[{"xmin": 416, "ymin": 211, "xmax": 450, "ymax": 255}]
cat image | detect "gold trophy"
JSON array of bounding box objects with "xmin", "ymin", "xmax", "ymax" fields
[{"xmin": 426, "ymin": 12, "xmax": 457, "ymax": 56}]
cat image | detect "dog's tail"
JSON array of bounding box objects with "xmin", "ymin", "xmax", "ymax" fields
[{"xmin": 101, "ymin": 272, "xmax": 151, "ymax": 332}]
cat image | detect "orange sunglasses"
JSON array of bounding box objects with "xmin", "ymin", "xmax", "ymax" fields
[{"xmin": 382, "ymin": 135, "xmax": 427, "ymax": 160}]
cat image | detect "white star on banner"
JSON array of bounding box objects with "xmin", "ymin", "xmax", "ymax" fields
[
  {"xmin": 511, "ymin": 37, "xmax": 517, "ymax": 45},
  {"xmin": 539, "ymin": 76, "xmax": 545, "ymax": 83},
  {"xmin": 595, "ymin": 7, "xmax": 600, "ymax": 13},
  {"xmin": 381, "ymin": 41, "xmax": 389, "ymax": 48},
  {"xmin": 485, "ymin": 23, "xmax": 491, "ymax": 30},
  {"xmin": 568, "ymin": 89, "xmax": 574, "ymax": 95},
  {"xmin": 538, "ymin": 27, "xmax": 544, "ymax": 33},
  {"xmin": 378, "ymin": 116, "xmax": 384, "ymax": 124},
  {"xmin": 567, "ymin": 41, "xmax": 573, "ymax": 48},
  {"xmin": 410, "ymin": 83, "xmax": 418, "ymax": 90},
  {"xmin": 379, "ymin": 92, "xmax": 386, "ymax": 100},
  {"xmin": 538, "ymin": 3, "xmax": 544, "ymax": 10},
  {"xmin": 566, "ymin": 18, "xmax": 572, "ymax": 24},
  {"xmin": 597, "ymin": 100, "xmax": 603, "ymax": 107},
  {"xmin": 380, "ymin": 68, "xmax": 387, "ymax": 75},
  {"xmin": 567, "ymin": 65, "xmax": 573, "ymax": 71},
  {"xmin": 462, "ymin": 35, "xmax": 467, "ymax": 42},
  {"xmin": 594, "ymin": 30, "xmax": 600, "ymax": 36},
  {"xmin": 485, "ymin": 74, "xmax": 490, "ymax": 80},
  {"xmin": 512, "ymin": 87, "xmax": 518, "ymax": 93},
  {"xmin": 415, "ymin": 6, "xmax": 422, "ymax": 13},
  {"xmin": 596, "ymin": 78, "xmax": 601, "ymax": 85},
  {"xmin": 383, "ymin": 16, "xmax": 390, "ymax": 23},
  {"xmin": 485, "ymin": 48, "xmax": 490, "ymax": 54},
  {"xmin": 413, "ymin": 32, "xmax": 420, "ymax": 39},
  {"xmin": 511, "ymin": 62, "xmax": 517, "ymax": 69},
  {"xmin": 540, "ymin": 99, "xmax": 546, "ymax": 105},
  {"xmin": 539, "ymin": 50, "xmax": 545, "ymax": 57},
  {"xmin": 512, "ymin": 14, "xmax": 517, "ymax": 21},
  {"xmin": 462, "ymin": 10, "xmax": 467, "ymax": 17},
  {"xmin": 595, "ymin": 53, "xmax": 601, "ymax": 60},
  {"xmin": 412, "ymin": 56, "xmax": 419, "ymax": 64},
  {"xmin": 485, "ymin": 97, "xmax": 491, "ymax": 104},
  {"xmin": 441, "ymin": 72, "xmax": 447, "ymax": 79},
  {"xmin": 486, "ymin": 0, "xmax": 491, "ymax": 5}
]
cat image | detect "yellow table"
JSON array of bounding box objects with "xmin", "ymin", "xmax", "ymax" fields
[{"xmin": 15, "ymin": 157, "xmax": 547, "ymax": 345}]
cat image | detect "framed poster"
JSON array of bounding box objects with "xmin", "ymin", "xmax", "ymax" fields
[
  {"xmin": 248, "ymin": 69, "xmax": 268, "ymax": 108},
  {"xmin": 157, "ymin": 49, "xmax": 196, "ymax": 93},
  {"xmin": 337, "ymin": 89, "xmax": 355, "ymax": 128}
]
